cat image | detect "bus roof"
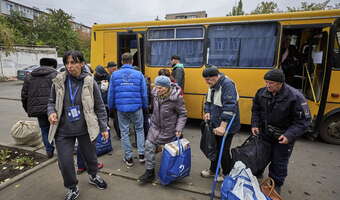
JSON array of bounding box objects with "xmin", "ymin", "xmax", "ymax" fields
[{"xmin": 93, "ymin": 9, "xmax": 340, "ymax": 31}]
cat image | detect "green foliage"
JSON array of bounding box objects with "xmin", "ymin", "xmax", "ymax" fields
[
  {"xmin": 287, "ymin": 0, "xmax": 331, "ymax": 12},
  {"xmin": 0, "ymin": 16, "xmax": 15, "ymax": 56},
  {"xmin": 0, "ymin": 8, "xmax": 90, "ymax": 60},
  {"xmin": 14, "ymin": 156, "xmax": 34, "ymax": 167},
  {"xmin": 4, "ymin": 11, "xmax": 35, "ymax": 45},
  {"xmin": 251, "ymin": 1, "xmax": 278, "ymax": 14},
  {"xmin": 228, "ymin": 0, "xmax": 245, "ymax": 16},
  {"xmin": 34, "ymin": 9, "xmax": 81, "ymax": 57}
]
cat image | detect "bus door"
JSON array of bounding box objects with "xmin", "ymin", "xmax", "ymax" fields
[
  {"xmin": 279, "ymin": 24, "xmax": 330, "ymax": 115},
  {"xmin": 318, "ymin": 20, "xmax": 340, "ymax": 145},
  {"xmin": 117, "ymin": 32, "xmax": 145, "ymax": 73}
]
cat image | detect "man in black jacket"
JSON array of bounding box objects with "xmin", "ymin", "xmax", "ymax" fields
[
  {"xmin": 21, "ymin": 58, "xmax": 58, "ymax": 158},
  {"xmin": 251, "ymin": 69, "xmax": 311, "ymax": 194}
]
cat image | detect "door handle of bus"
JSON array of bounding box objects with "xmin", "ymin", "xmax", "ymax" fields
[{"xmin": 331, "ymin": 93, "xmax": 339, "ymax": 98}]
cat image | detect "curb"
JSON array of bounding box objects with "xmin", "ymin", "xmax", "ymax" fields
[
  {"xmin": 99, "ymin": 167, "xmax": 221, "ymax": 198},
  {"xmin": 0, "ymin": 97, "xmax": 20, "ymax": 101}
]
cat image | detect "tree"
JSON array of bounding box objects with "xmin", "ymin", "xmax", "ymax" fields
[
  {"xmin": 251, "ymin": 1, "xmax": 278, "ymax": 14},
  {"xmin": 287, "ymin": 0, "xmax": 330, "ymax": 12},
  {"xmin": 0, "ymin": 16, "xmax": 15, "ymax": 78},
  {"xmin": 33, "ymin": 9, "xmax": 80, "ymax": 56},
  {"xmin": 5, "ymin": 11, "xmax": 35, "ymax": 45},
  {"xmin": 228, "ymin": 0, "xmax": 245, "ymax": 16}
]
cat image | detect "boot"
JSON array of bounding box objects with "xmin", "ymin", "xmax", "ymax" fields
[{"xmin": 138, "ymin": 169, "xmax": 155, "ymax": 184}]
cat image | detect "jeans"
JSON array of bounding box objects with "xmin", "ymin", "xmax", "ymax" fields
[
  {"xmin": 40, "ymin": 126, "xmax": 54, "ymax": 153},
  {"xmin": 37, "ymin": 116, "xmax": 54, "ymax": 153},
  {"xmin": 145, "ymin": 140, "xmax": 156, "ymax": 170},
  {"xmin": 117, "ymin": 108, "xmax": 145, "ymax": 159}
]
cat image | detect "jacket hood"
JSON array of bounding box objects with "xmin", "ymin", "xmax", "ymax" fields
[
  {"xmin": 152, "ymin": 83, "xmax": 182, "ymax": 101},
  {"xmin": 173, "ymin": 63, "xmax": 184, "ymax": 69},
  {"xmin": 31, "ymin": 66, "xmax": 57, "ymax": 77}
]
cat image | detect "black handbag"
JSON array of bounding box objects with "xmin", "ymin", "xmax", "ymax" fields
[
  {"xmin": 231, "ymin": 135, "xmax": 271, "ymax": 176},
  {"xmin": 200, "ymin": 121, "xmax": 217, "ymax": 161}
]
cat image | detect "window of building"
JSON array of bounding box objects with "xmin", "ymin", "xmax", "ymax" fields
[
  {"xmin": 207, "ymin": 23, "xmax": 277, "ymax": 68},
  {"xmin": 7, "ymin": 3, "xmax": 13, "ymax": 11},
  {"xmin": 147, "ymin": 27, "xmax": 205, "ymax": 67}
]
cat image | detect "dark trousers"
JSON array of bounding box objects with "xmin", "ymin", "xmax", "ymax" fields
[
  {"xmin": 37, "ymin": 116, "xmax": 54, "ymax": 153},
  {"xmin": 268, "ymin": 141, "xmax": 294, "ymax": 187},
  {"xmin": 110, "ymin": 109, "xmax": 121, "ymax": 139},
  {"xmin": 210, "ymin": 134, "xmax": 234, "ymax": 176},
  {"xmin": 55, "ymin": 134, "xmax": 98, "ymax": 189}
]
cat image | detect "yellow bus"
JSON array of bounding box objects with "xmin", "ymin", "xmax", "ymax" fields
[{"xmin": 91, "ymin": 10, "xmax": 340, "ymax": 144}]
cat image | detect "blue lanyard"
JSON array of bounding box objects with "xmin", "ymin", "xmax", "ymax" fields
[{"xmin": 68, "ymin": 76, "xmax": 79, "ymax": 105}]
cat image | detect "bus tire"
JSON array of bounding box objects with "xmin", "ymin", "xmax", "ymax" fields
[{"xmin": 320, "ymin": 113, "xmax": 340, "ymax": 145}]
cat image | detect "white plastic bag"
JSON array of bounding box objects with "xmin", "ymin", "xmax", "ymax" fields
[
  {"xmin": 10, "ymin": 120, "xmax": 42, "ymax": 147},
  {"xmin": 228, "ymin": 161, "xmax": 268, "ymax": 200}
]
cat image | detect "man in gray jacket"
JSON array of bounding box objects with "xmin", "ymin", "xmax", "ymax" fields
[{"xmin": 47, "ymin": 51, "xmax": 108, "ymax": 200}]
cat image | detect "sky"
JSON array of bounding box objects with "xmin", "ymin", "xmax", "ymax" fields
[{"xmin": 13, "ymin": 0, "xmax": 340, "ymax": 26}]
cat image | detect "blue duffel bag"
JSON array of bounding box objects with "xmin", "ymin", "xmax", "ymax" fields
[
  {"xmin": 158, "ymin": 137, "xmax": 191, "ymax": 185},
  {"xmin": 96, "ymin": 130, "xmax": 113, "ymax": 156}
]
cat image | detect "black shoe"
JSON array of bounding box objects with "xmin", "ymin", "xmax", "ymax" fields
[
  {"xmin": 46, "ymin": 151, "xmax": 54, "ymax": 158},
  {"xmin": 275, "ymin": 185, "xmax": 281, "ymax": 194},
  {"xmin": 139, "ymin": 154, "xmax": 145, "ymax": 163},
  {"xmin": 89, "ymin": 175, "xmax": 107, "ymax": 190},
  {"xmin": 123, "ymin": 157, "xmax": 134, "ymax": 167},
  {"xmin": 138, "ymin": 169, "xmax": 155, "ymax": 184},
  {"xmin": 65, "ymin": 186, "xmax": 79, "ymax": 200},
  {"xmin": 132, "ymin": 142, "xmax": 137, "ymax": 148}
]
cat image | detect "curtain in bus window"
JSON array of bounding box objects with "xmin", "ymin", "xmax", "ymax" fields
[
  {"xmin": 149, "ymin": 29, "xmax": 174, "ymax": 39},
  {"xmin": 176, "ymin": 28, "xmax": 203, "ymax": 38},
  {"xmin": 208, "ymin": 23, "xmax": 277, "ymax": 67},
  {"xmin": 150, "ymin": 40, "xmax": 204, "ymax": 66}
]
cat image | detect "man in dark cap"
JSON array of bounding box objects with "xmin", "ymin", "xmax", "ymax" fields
[
  {"xmin": 106, "ymin": 61, "xmax": 117, "ymax": 77},
  {"xmin": 21, "ymin": 58, "xmax": 58, "ymax": 158},
  {"xmin": 251, "ymin": 68, "xmax": 311, "ymax": 194},
  {"xmin": 200, "ymin": 66, "xmax": 240, "ymax": 182},
  {"xmin": 170, "ymin": 55, "xmax": 185, "ymax": 90}
]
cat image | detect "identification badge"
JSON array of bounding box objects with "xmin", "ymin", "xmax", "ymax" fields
[{"xmin": 66, "ymin": 105, "xmax": 81, "ymax": 122}]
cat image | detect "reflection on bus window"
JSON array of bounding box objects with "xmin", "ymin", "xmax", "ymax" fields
[{"xmin": 207, "ymin": 23, "xmax": 277, "ymax": 68}]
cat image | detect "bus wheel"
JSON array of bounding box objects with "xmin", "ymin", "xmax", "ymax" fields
[{"xmin": 320, "ymin": 114, "xmax": 340, "ymax": 145}]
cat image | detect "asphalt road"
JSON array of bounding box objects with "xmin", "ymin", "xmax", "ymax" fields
[{"xmin": 0, "ymin": 80, "xmax": 339, "ymax": 200}]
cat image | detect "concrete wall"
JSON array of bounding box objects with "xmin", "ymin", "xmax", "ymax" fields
[{"xmin": 0, "ymin": 46, "xmax": 57, "ymax": 77}]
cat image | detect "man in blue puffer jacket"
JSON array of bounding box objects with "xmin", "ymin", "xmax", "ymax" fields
[{"xmin": 108, "ymin": 53, "xmax": 148, "ymax": 167}]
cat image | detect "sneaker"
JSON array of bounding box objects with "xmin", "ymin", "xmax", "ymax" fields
[
  {"xmin": 139, "ymin": 155, "xmax": 145, "ymax": 163},
  {"xmin": 77, "ymin": 163, "xmax": 104, "ymax": 175},
  {"xmin": 97, "ymin": 162, "xmax": 104, "ymax": 169},
  {"xmin": 123, "ymin": 157, "xmax": 134, "ymax": 167},
  {"xmin": 89, "ymin": 175, "xmax": 107, "ymax": 190},
  {"xmin": 138, "ymin": 169, "xmax": 155, "ymax": 184},
  {"xmin": 76, "ymin": 168, "xmax": 86, "ymax": 175},
  {"xmin": 216, "ymin": 174, "xmax": 224, "ymax": 182},
  {"xmin": 132, "ymin": 142, "xmax": 137, "ymax": 148},
  {"xmin": 65, "ymin": 186, "xmax": 79, "ymax": 200},
  {"xmin": 200, "ymin": 168, "xmax": 214, "ymax": 178}
]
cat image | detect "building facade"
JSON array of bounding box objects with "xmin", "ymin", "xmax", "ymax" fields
[
  {"xmin": 0, "ymin": 0, "xmax": 90, "ymax": 34},
  {"xmin": 165, "ymin": 11, "xmax": 207, "ymax": 20}
]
